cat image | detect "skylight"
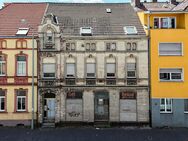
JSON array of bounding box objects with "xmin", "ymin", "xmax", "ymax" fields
[
  {"xmin": 16, "ymin": 28, "xmax": 29, "ymax": 36},
  {"xmin": 124, "ymin": 26, "xmax": 138, "ymax": 35},
  {"xmin": 80, "ymin": 27, "xmax": 92, "ymax": 36},
  {"xmin": 106, "ymin": 8, "xmax": 112, "ymax": 13}
]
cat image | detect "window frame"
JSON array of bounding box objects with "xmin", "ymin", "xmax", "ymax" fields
[
  {"xmin": 159, "ymin": 68, "xmax": 183, "ymax": 82},
  {"xmin": 106, "ymin": 42, "xmax": 116, "ymax": 51},
  {"xmin": 42, "ymin": 63, "xmax": 56, "ymax": 78},
  {"xmin": 153, "ymin": 17, "xmax": 176, "ymax": 29},
  {"xmin": 66, "ymin": 63, "xmax": 76, "ymax": 78},
  {"xmin": 15, "ymin": 54, "xmax": 28, "ymax": 77},
  {"xmin": 86, "ymin": 63, "xmax": 96, "ymax": 78},
  {"xmin": 0, "ymin": 39, "xmax": 7, "ymax": 49},
  {"xmin": 0, "ymin": 89, "xmax": 6, "ymax": 112},
  {"xmin": 158, "ymin": 42, "xmax": 183, "ymax": 56},
  {"xmin": 106, "ymin": 63, "xmax": 116, "ymax": 78},
  {"xmin": 160, "ymin": 98, "xmax": 173, "ymax": 113},
  {"xmin": 16, "ymin": 39, "xmax": 27, "ymax": 49},
  {"xmin": 123, "ymin": 26, "xmax": 138, "ymax": 35},
  {"xmin": 15, "ymin": 89, "xmax": 28, "ymax": 112},
  {"xmin": 0, "ymin": 54, "xmax": 7, "ymax": 76},
  {"xmin": 184, "ymin": 99, "xmax": 188, "ymax": 113}
]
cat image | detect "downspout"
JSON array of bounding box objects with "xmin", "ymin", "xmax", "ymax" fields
[{"xmin": 147, "ymin": 11, "xmax": 152, "ymax": 127}]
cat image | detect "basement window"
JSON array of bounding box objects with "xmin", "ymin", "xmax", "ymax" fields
[
  {"xmin": 124, "ymin": 26, "xmax": 137, "ymax": 35},
  {"xmin": 16, "ymin": 28, "xmax": 29, "ymax": 36}
]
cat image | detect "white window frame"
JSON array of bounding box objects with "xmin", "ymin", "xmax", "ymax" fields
[
  {"xmin": 184, "ymin": 99, "xmax": 188, "ymax": 113},
  {"xmin": 16, "ymin": 28, "xmax": 29, "ymax": 35},
  {"xmin": 0, "ymin": 60, "xmax": 6, "ymax": 76},
  {"xmin": 17, "ymin": 95, "xmax": 26, "ymax": 112},
  {"xmin": 123, "ymin": 26, "xmax": 138, "ymax": 35},
  {"xmin": 159, "ymin": 68, "xmax": 183, "ymax": 82},
  {"xmin": 17, "ymin": 61, "xmax": 26, "ymax": 76},
  {"xmin": 80, "ymin": 27, "xmax": 92, "ymax": 36},
  {"xmin": 0, "ymin": 96, "xmax": 5, "ymax": 112},
  {"xmin": 158, "ymin": 42, "xmax": 183, "ymax": 56},
  {"xmin": 153, "ymin": 17, "xmax": 176, "ymax": 29},
  {"xmin": 160, "ymin": 98, "xmax": 173, "ymax": 113}
]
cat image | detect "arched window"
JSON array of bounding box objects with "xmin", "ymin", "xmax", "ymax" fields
[
  {"xmin": 16, "ymin": 39, "xmax": 27, "ymax": 48},
  {"xmin": 0, "ymin": 40, "xmax": 7, "ymax": 49}
]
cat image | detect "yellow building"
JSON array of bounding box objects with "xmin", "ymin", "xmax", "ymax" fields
[
  {"xmin": 0, "ymin": 3, "xmax": 46, "ymax": 126},
  {"xmin": 135, "ymin": 0, "xmax": 188, "ymax": 127}
]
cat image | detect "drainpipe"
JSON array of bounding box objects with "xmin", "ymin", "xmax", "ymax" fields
[{"xmin": 147, "ymin": 11, "xmax": 152, "ymax": 127}]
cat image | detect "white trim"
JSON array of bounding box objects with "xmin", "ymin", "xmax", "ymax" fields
[
  {"xmin": 17, "ymin": 96, "xmax": 26, "ymax": 112},
  {"xmin": 160, "ymin": 98, "xmax": 173, "ymax": 113},
  {"xmin": 159, "ymin": 68, "xmax": 184, "ymax": 82},
  {"xmin": 123, "ymin": 26, "xmax": 138, "ymax": 35},
  {"xmin": 158, "ymin": 42, "xmax": 183, "ymax": 56},
  {"xmin": 0, "ymin": 61, "xmax": 6, "ymax": 76}
]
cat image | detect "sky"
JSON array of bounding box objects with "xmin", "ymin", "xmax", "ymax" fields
[{"xmin": 0, "ymin": 0, "xmax": 132, "ymax": 8}]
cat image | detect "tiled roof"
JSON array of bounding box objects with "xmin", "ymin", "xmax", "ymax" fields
[
  {"xmin": 172, "ymin": 0, "xmax": 188, "ymax": 11},
  {"xmin": 142, "ymin": 2, "xmax": 176, "ymax": 11},
  {"xmin": 47, "ymin": 3, "xmax": 146, "ymax": 36},
  {"xmin": 0, "ymin": 3, "xmax": 47, "ymax": 37}
]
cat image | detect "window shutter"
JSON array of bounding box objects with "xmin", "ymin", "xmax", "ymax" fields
[
  {"xmin": 67, "ymin": 64, "xmax": 75, "ymax": 75},
  {"xmin": 87, "ymin": 63, "xmax": 95, "ymax": 73},
  {"xmin": 159, "ymin": 43, "xmax": 182, "ymax": 55},
  {"xmin": 127, "ymin": 63, "xmax": 136, "ymax": 70},
  {"xmin": 107, "ymin": 63, "xmax": 115, "ymax": 73},
  {"xmin": 43, "ymin": 64, "xmax": 55, "ymax": 73},
  {"xmin": 160, "ymin": 68, "xmax": 182, "ymax": 73}
]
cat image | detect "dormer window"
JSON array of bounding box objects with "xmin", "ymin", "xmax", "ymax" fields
[
  {"xmin": 124, "ymin": 26, "xmax": 137, "ymax": 35},
  {"xmin": 16, "ymin": 28, "xmax": 29, "ymax": 36},
  {"xmin": 46, "ymin": 30, "xmax": 53, "ymax": 42},
  {"xmin": 80, "ymin": 27, "xmax": 92, "ymax": 36}
]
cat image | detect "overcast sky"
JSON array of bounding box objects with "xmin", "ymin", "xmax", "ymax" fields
[{"xmin": 0, "ymin": 0, "xmax": 167, "ymax": 8}]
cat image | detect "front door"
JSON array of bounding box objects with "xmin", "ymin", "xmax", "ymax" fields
[
  {"xmin": 94, "ymin": 92, "xmax": 109, "ymax": 121},
  {"xmin": 47, "ymin": 98, "xmax": 55, "ymax": 120}
]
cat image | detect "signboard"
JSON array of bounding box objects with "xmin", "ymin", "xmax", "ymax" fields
[{"xmin": 120, "ymin": 91, "xmax": 136, "ymax": 99}]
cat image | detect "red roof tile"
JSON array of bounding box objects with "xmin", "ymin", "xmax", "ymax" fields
[{"xmin": 0, "ymin": 3, "xmax": 47, "ymax": 37}]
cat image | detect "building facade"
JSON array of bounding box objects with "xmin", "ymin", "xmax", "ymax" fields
[
  {"xmin": 136, "ymin": 0, "xmax": 188, "ymax": 127},
  {"xmin": 0, "ymin": 3, "xmax": 46, "ymax": 126},
  {"xmin": 38, "ymin": 3, "xmax": 149, "ymax": 127}
]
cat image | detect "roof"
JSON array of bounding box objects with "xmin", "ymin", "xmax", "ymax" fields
[
  {"xmin": 0, "ymin": 3, "xmax": 47, "ymax": 37},
  {"xmin": 47, "ymin": 3, "xmax": 146, "ymax": 36},
  {"xmin": 135, "ymin": 0, "xmax": 188, "ymax": 12}
]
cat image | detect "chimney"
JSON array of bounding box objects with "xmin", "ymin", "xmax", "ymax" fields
[
  {"xmin": 132, "ymin": 0, "xmax": 141, "ymax": 7},
  {"xmin": 153, "ymin": 0, "xmax": 157, "ymax": 2},
  {"xmin": 170, "ymin": 0, "xmax": 177, "ymax": 5}
]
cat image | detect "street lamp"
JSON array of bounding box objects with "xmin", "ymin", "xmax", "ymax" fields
[{"xmin": 21, "ymin": 19, "xmax": 35, "ymax": 130}]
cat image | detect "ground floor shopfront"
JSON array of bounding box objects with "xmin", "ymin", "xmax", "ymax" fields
[{"xmin": 38, "ymin": 87, "xmax": 149, "ymax": 126}]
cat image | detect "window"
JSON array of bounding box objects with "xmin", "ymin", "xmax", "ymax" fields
[
  {"xmin": 160, "ymin": 98, "xmax": 172, "ymax": 113},
  {"xmin": 159, "ymin": 43, "xmax": 182, "ymax": 56},
  {"xmin": 66, "ymin": 43, "xmax": 76, "ymax": 51},
  {"xmin": 80, "ymin": 27, "xmax": 92, "ymax": 36},
  {"xmin": 16, "ymin": 55, "xmax": 27, "ymax": 76},
  {"xmin": 127, "ymin": 63, "xmax": 136, "ymax": 78},
  {"xmin": 184, "ymin": 99, "xmax": 188, "ymax": 113},
  {"xmin": 0, "ymin": 55, "xmax": 6, "ymax": 76},
  {"xmin": 0, "ymin": 40, "xmax": 7, "ymax": 49},
  {"xmin": 66, "ymin": 63, "xmax": 75, "ymax": 77},
  {"xmin": 43, "ymin": 63, "xmax": 55, "ymax": 78},
  {"xmin": 16, "ymin": 90, "xmax": 27, "ymax": 112},
  {"xmin": 16, "ymin": 40, "xmax": 27, "ymax": 48},
  {"xmin": 124, "ymin": 26, "xmax": 137, "ymax": 35},
  {"xmin": 106, "ymin": 43, "xmax": 116, "ymax": 51},
  {"xmin": 159, "ymin": 68, "xmax": 183, "ymax": 81},
  {"xmin": 16, "ymin": 28, "xmax": 29, "ymax": 35},
  {"xmin": 106, "ymin": 63, "xmax": 115, "ymax": 77},
  {"xmin": 86, "ymin": 63, "xmax": 96, "ymax": 77},
  {"xmin": 0, "ymin": 90, "xmax": 5, "ymax": 112},
  {"xmin": 154, "ymin": 17, "xmax": 176, "ymax": 29},
  {"xmin": 126, "ymin": 42, "xmax": 137, "ymax": 51},
  {"xmin": 85, "ymin": 43, "xmax": 96, "ymax": 51}
]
